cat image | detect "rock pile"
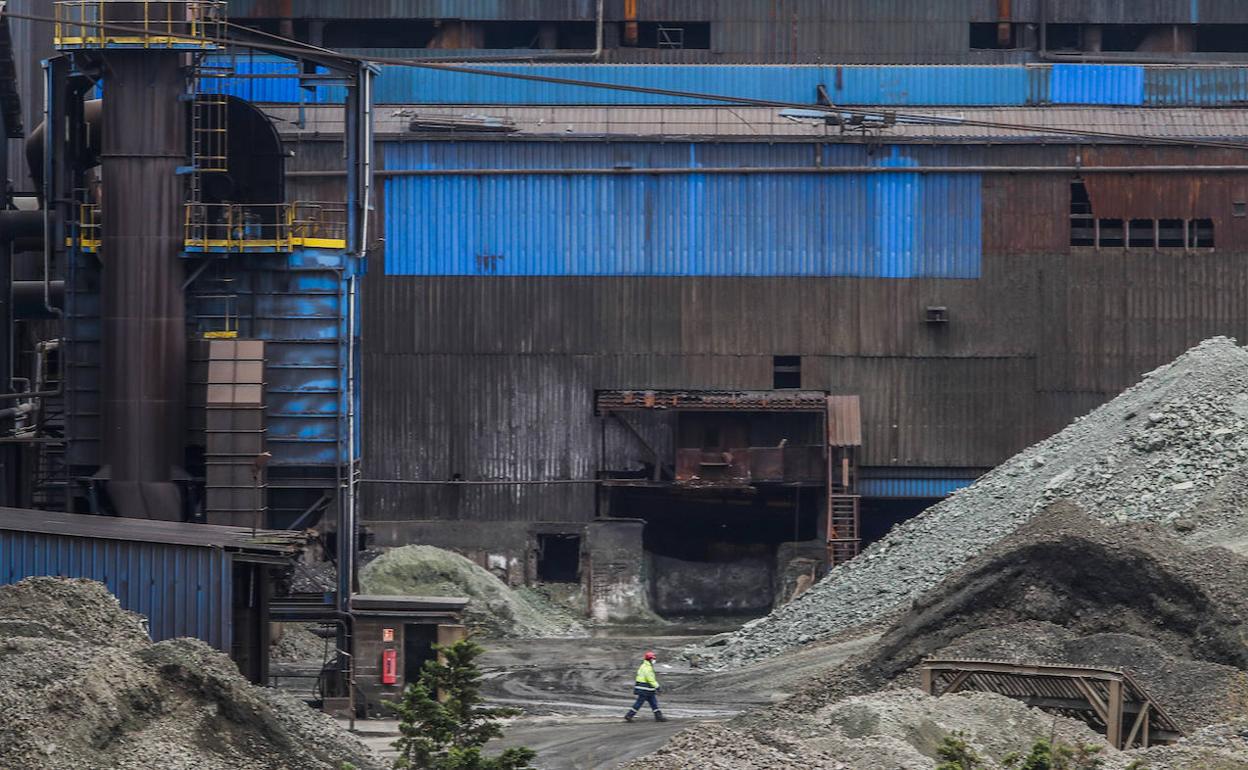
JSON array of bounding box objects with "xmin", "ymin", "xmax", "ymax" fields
[
  {"xmin": 704, "ymin": 337, "xmax": 1248, "ymax": 668},
  {"xmin": 638, "ymin": 509, "xmax": 1248, "ymax": 769},
  {"xmin": 360, "ymin": 544, "xmax": 585, "ymax": 638},
  {"xmin": 0, "ymin": 577, "xmax": 385, "ymax": 770},
  {"xmin": 625, "ymin": 689, "xmax": 1115, "ymax": 770},
  {"xmin": 787, "ymin": 505, "xmax": 1248, "ymax": 731}
]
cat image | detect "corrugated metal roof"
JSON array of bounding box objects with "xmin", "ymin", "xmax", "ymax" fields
[
  {"xmin": 0, "ymin": 526, "xmax": 234, "ymax": 648},
  {"xmin": 382, "ymin": 142, "xmax": 983, "ymax": 277},
  {"xmin": 0, "ymin": 507, "xmax": 308, "ymax": 557},
  {"xmin": 339, "ymin": 105, "xmax": 1248, "ymax": 142}
]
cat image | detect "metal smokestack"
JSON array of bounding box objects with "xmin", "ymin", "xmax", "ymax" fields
[{"xmin": 98, "ymin": 3, "xmax": 188, "ymax": 520}]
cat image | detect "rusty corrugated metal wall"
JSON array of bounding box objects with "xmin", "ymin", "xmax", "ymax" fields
[{"xmin": 360, "ymin": 141, "xmax": 1248, "ymax": 523}]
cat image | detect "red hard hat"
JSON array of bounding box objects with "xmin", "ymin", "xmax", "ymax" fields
[{"xmin": 644, "ymin": 651, "xmax": 656, "ymax": 660}]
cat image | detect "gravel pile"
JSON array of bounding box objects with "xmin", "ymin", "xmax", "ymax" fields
[
  {"xmin": 0, "ymin": 577, "xmax": 385, "ymax": 770},
  {"xmin": 623, "ymin": 689, "xmax": 1114, "ymax": 770},
  {"xmin": 360, "ymin": 545, "xmax": 585, "ymax": 638},
  {"xmin": 786, "ymin": 505, "xmax": 1248, "ymax": 731},
  {"xmin": 705, "ymin": 337, "xmax": 1248, "ymax": 668}
]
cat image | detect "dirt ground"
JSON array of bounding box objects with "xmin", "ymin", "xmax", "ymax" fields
[{"xmin": 350, "ymin": 629, "xmax": 879, "ymax": 770}]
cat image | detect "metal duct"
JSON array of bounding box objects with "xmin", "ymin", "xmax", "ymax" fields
[{"xmin": 98, "ymin": 46, "xmax": 188, "ymax": 521}]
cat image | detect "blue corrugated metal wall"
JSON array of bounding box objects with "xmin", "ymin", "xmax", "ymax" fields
[
  {"xmin": 188, "ymin": 250, "xmax": 362, "ymax": 467},
  {"xmin": 1050, "ymin": 64, "xmax": 1144, "ymax": 105},
  {"xmin": 383, "ymin": 143, "xmax": 982, "ymax": 278},
  {"xmin": 859, "ymin": 477, "xmax": 977, "ymax": 498},
  {"xmin": 211, "ymin": 58, "xmax": 1248, "ymax": 107},
  {"xmin": 0, "ymin": 531, "xmax": 233, "ymax": 649}
]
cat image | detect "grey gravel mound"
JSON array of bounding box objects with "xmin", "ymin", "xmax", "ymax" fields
[
  {"xmin": 705, "ymin": 337, "xmax": 1248, "ymax": 668},
  {"xmin": 0, "ymin": 577, "xmax": 385, "ymax": 770},
  {"xmin": 622, "ymin": 689, "xmax": 1113, "ymax": 770},
  {"xmin": 783, "ymin": 505, "xmax": 1248, "ymax": 732},
  {"xmin": 360, "ymin": 544, "xmax": 585, "ymax": 638}
]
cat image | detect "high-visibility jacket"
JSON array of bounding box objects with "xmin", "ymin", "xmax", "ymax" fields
[{"xmin": 634, "ymin": 660, "xmax": 659, "ymax": 692}]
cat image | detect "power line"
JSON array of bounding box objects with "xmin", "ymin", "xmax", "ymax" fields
[{"xmin": 8, "ymin": 8, "xmax": 1248, "ymax": 151}]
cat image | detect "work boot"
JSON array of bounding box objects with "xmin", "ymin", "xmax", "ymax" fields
[
  {"xmin": 624, "ymin": 710, "xmax": 636, "ymax": 722},
  {"xmin": 654, "ymin": 710, "xmax": 668, "ymax": 722}
]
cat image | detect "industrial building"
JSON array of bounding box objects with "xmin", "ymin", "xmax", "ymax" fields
[
  {"xmin": 224, "ymin": 0, "xmax": 1248, "ymax": 64},
  {"xmin": 4, "ymin": 0, "xmax": 1248, "ymax": 656}
]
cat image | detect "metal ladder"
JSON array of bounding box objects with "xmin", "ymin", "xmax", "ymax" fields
[
  {"xmin": 827, "ymin": 494, "xmax": 861, "ymax": 566},
  {"xmin": 186, "ymin": 60, "xmax": 232, "ymax": 245}
]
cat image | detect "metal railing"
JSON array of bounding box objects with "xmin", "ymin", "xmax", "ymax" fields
[
  {"xmin": 54, "ymin": 1, "xmax": 226, "ymax": 49},
  {"xmin": 185, "ymin": 202, "xmax": 348, "ymax": 252},
  {"xmin": 70, "ymin": 202, "xmax": 347, "ymax": 253},
  {"xmin": 78, "ymin": 203, "xmax": 101, "ymax": 250}
]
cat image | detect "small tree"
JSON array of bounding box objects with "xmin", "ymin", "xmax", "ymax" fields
[
  {"xmin": 1004, "ymin": 738, "xmax": 1104, "ymax": 770},
  {"xmin": 390, "ymin": 639, "xmax": 537, "ymax": 770},
  {"xmin": 936, "ymin": 731, "xmax": 984, "ymax": 770}
]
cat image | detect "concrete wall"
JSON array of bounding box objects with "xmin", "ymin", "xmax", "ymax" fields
[{"xmin": 585, "ymin": 518, "xmax": 650, "ymax": 623}]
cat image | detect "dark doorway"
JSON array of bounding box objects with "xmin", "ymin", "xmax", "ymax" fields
[
  {"xmin": 612, "ymin": 486, "xmax": 821, "ymax": 617},
  {"xmin": 536, "ymin": 534, "xmax": 581, "ymax": 583},
  {"xmin": 403, "ymin": 624, "xmax": 438, "ymax": 685}
]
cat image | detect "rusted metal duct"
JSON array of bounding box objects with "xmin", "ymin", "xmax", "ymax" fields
[
  {"xmin": 997, "ymin": 0, "xmax": 1012, "ymax": 48},
  {"xmin": 624, "ymin": 0, "xmax": 639, "ymax": 46},
  {"xmin": 97, "ymin": 8, "xmax": 188, "ymax": 520}
]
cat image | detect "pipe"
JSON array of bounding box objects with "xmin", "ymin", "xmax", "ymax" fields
[
  {"xmin": 2, "ymin": 66, "xmax": 65, "ymax": 405},
  {"xmin": 290, "ymin": 165, "xmax": 1248, "ymax": 179},
  {"xmin": 13, "ymin": 281, "xmax": 64, "ymax": 319}
]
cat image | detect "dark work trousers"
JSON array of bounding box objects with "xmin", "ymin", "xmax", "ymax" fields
[{"xmin": 631, "ymin": 689, "xmax": 660, "ymax": 711}]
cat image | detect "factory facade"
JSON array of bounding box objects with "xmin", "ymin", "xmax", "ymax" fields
[{"xmin": 6, "ymin": 1, "xmax": 1248, "ymax": 622}]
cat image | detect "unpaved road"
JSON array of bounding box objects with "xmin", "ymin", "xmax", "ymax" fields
[{"xmin": 353, "ymin": 629, "xmax": 879, "ymax": 769}]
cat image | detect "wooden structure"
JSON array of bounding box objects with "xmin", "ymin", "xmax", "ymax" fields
[{"xmin": 920, "ymin": 659, "xmax": 1182, "ymax": 749}]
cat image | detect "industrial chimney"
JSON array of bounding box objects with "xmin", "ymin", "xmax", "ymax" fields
[{"xmin": 97, "ymin": 2, "xmax": 189, "ymax": 520}]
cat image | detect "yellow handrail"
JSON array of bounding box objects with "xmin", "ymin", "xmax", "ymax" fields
[{"xmin": 53, "ymin": 1, "xmax": 226, "ymax": 49}]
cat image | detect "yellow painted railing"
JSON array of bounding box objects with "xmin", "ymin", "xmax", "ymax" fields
[
  {"xmin": 54, "ymin": 1, "xmax": 226, "ymax": 49},
  {"xmin": 72, "ymin": 201, "xmax": 348, "ymax": 253}
]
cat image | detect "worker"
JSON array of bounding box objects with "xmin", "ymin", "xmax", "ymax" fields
[{"xmin": 624, "ymin": 650, "xmax": 667, "ymax": 722}]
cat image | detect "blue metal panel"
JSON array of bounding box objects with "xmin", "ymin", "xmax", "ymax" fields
[
  {"xmin": 858, "ymin": 477, "xmax": 976, "ymax": 498},
  {"xmin": 0, "ymin": 531, "xmax": 232, "ymax": 649},
  {"xmin": 383, "ymin": 142, "xmax": 982, "ymax": 278},
  {"xmin": 202, "ymin": 54, "xmax": 347, "ymax": 103},
  {"xmin": 1145, "ymin": 66, "xmax": 1248, "ymax": 106},
  {"xmin": 1050, "ymin": 64, "xmax": 1145, "ymax": 105},
  {"xmin": 211, "ymin": 61, "xmax": 1248, "ymax": 108},
  {"xmin": 371, "ymin": 64, "xmax": 1034, "ymax": 107}
]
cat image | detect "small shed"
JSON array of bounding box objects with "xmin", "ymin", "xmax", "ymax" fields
[
  {"xmin": 350, "ymin": 594, "xmax": 468, "ymax": 717},
  {"xmin": 0, "ymin": 507, "xmax": 307, "ymax": 682}
]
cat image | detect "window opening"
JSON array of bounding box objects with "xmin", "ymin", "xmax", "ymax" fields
[
  {"xmin": 969, "ymin": 22, "xmax": 1019, "ymax": 49},
  {"xmin": 1128, "ymin": 219, "xmax": 1156, "ymax": 249},
  {"xmin": 1070, "ymin": 181, "xmax": 1094, "ymax": 246},
  {"xmin": 626, "ymin": 22, "xmax": 711, "ymax": 49},
  {"xmin": 1098, "ymin": 219, "xmax": 1125, "ymax": 248},
  {"xmin": 1070, "ymin": 181, "xmax": 1213, "ymax": 250},
  {"xmin": 323, "ymin": 19, "xmax": 437, "ymax": 48},
  {"xmin": 1196, "ymin": 25, "xmax": 1248, "ymax": 53},
  {"xmin": 536, "ymin": 534, "xmax": 581, "ymax": 583},
  {"xmin": 1158, "ymin": 219, "xmax": 1185, "ymax": 248},
  {"xmin": 773, "ymin": 355, "xmax": 802, "ymax": 389},
  {"xmin": 1191, "ymin": 219, "xmax": 1215, "ymax": 248}
]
